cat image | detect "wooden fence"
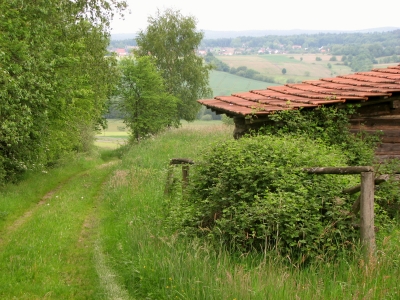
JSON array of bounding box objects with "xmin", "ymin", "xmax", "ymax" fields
[{"xmin": 303, "ymin": 166, "xmax": 376, "ymax": 260}]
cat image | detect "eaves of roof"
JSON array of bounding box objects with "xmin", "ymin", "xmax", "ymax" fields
[{"xmin": 198, "ymin": 64, "xmax": 400, "ymax": 118}]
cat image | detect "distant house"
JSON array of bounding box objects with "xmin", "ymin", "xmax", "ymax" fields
[
  {"xmin": 198, "ymin": 64, "xmax": 400, "ymax": 159},
  {"xmin": 114, "ymin": 48, "xmax": 127, "ymax": 56},
  {"xmin": 197, "ymin": 50, "xmax": 207, "ymax": 56},
  {"xmin": 292, "ymin": 45, "xmax": 302, "ymax": 49}
]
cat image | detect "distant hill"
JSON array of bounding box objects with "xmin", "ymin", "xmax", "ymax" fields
[
  {"xmin": 111, "ymin": 33, "xmax": 138, "ymax": 40},
  {"xmin": 202, "ymin": 27, "xmax": 400, "ymax": 39},
  {"xmin": 110, "ymin": 27, "xmax": 399, "ymax": 41}
]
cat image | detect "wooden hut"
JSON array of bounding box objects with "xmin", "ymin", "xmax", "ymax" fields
[{"xmin": 198, "ymin": 64, "xmax": 400, "ymax": 159}]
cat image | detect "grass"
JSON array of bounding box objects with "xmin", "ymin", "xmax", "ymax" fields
[{"xmin": 1, "ymin": 123, "xmax": 399, "ymax": 299}]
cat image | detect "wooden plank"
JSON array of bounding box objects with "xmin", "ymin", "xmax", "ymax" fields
[
  {"xmin": 376, "ymin": 143, "xmax": 400, "ymax": 153},
  {"xmin": 304, "ymin": 166, "xmax": 373, "ymax": 174},
  {"xmin": 170, "ymin": 158, "xmax": 194, "ymax": 165},
  {"xmin": 349, "ymin": 129, "xmax": 400, "ymax": 143},
  {"xmin": 349, "ymin": 117, "xmax": 400, "ymax": 128}
]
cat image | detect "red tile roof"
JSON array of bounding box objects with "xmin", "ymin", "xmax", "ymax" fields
[{"xmin": 198, "ymin": 64, "xmax": 400, "ymax": 117}]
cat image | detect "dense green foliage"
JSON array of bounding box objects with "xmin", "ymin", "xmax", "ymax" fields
[
  {"xmin": 115, "ymin": 56, "xmax": 178, "ymax": 142},
  {"xmin": 168, "ymin": 106, "xmax": 391, "ymax": 261},
  {"xmin": 264, "ymin": 106, "xmax": 379, "ymax": 166},
  {"xmin": 0, "ymin": 0, "xmax": 126, "ymax": 183},
  {"xmin": 135, "ymin": 8, "xmax": 213, "ymax": 122},
  {"xmin": 175, "ymin": 135, "xmax": 364, "ymax": 260}
]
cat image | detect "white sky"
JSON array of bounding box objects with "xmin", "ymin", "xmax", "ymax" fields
[{"xmin": 111, "ymin": 0, "xmax": 400, "ymax": 33}]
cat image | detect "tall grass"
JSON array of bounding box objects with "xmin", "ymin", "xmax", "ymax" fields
[{"xmin": 98, "ymin": 124, "xmax": 400, "ymax": 299}]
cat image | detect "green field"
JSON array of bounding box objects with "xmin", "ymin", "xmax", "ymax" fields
[
  {"xmin": 209, "ymin": 70, "xmax": 278, "ymax": 96},
  {"xmin": 216, "ymin": 54, "xmax": 353, "ymax": 84},
  {"xmin": 95, "ymin": 119, "xmax": 129, "ymax": 149}
]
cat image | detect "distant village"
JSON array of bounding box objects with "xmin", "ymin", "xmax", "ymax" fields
[{"xmin": 109, "ymin": 45, "xmax": 330, "ymax": 57}]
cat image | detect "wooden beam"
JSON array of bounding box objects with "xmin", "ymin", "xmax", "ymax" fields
[
  {"xmin": 170, "ymin": 158, "xmax": 194, "ymax": 165},
  {"xmin": 304, "ymin": 166, "xmax": 374, "ymax": 174}
]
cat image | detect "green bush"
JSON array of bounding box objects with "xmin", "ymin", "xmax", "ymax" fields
[
  {"xmin": 201, "ymin": 114, "xmax": 213, "ymax": 121},
  {"xmin": 264, "ymin": 106, "xmax": 378, "ymax": 166},
  {"xmin": 375, "ymin": 159, "xmax": 400, "ymax": 220},
  {"xmin": 221, "ymin": 114, "xmax": 234, "ymax": 126},
  {"xmin": 171, "ymin": 135, "xmax": 366, "ymax": 261}
]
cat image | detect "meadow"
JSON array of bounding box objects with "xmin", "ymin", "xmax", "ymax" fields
[
  {"xmin": 1, "ymin": 122, "xmax": 399, "ymax": 299},
  {"xmin": 209, "ymin": 70, "xmax": 277, "ymax": 96},
  {"xmin": 216, "ymin": 53, "xmax": 353, "ymax": 84}
]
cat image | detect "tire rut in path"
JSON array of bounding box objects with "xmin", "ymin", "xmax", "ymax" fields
[
  {"xmin": 0, "ymin": 177, "xmax": 72, "ymax": 247},
  {"xmin": 76, "ymin": 161, "xmax": 131, "ymax": 300}
]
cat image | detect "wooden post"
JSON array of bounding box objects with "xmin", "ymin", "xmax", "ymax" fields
[
  {"xmin": 164, "ymin": 165, "xmax": 174, "ymax": 196},
  {"xmin": 360, "ymin": 171, "xmax": 376, "ymax": 259},
  {"xmin": 182, "ymin": 165, "xmax": 189, "ymax": 190}
]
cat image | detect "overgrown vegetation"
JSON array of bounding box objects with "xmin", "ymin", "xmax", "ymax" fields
[
  {"xmin": 170, "ymin": 135, "xmax": 364, "ymax": 261},
  {"xmin": 166, "ymin": 106, "xmax": 397, "ymax": 263}
]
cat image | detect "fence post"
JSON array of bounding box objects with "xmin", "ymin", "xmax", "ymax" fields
[
  {"xmin": 182, "ymin": 165, "xmax": 190, "ymax": 190},
  {"xmin": 360, "ymin": 171, "xmax": 376, "ymax": 260}
]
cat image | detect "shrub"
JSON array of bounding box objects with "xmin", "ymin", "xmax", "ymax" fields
[
  {"xmin": 375, "ymin": 159, "xmax": 400, "ymax": 220},
  {"xmin": 264, "ymin": 106, "xmax": 378, "ymax": 166},
  {"xmin": 221, "ymin": 114, "xmax": 234, "ymax": 126},
  {"xmin": 174, "ymin": 135, "xmax": 364, "ymax": 261},
  {"xmin": 201, "ymin": 114, "xmax": 213, "ymax": 121}
]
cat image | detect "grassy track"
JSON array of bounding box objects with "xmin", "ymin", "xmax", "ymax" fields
[{"xmin": 0, "ymin": 156, "xmax": 124, "ymax": 299}]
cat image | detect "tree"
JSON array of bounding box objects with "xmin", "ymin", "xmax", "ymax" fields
[
  {"xmin": 0, "ymin": 0, "xmax": 126, "ymax": 183},
  {"xmin": 115, "ymin": 56, "xmax": 178, "ymax": 142},
  {"xmin": 135, "ymin": 8, "xmax": 213, "ymax": 122},
  {"xmin": 282, "ymin": 68, "xmax": 287, "ymax": 75}
]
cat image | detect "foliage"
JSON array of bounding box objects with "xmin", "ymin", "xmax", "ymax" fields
[
  {"xmin": 264, "ymin": 106, "xmax": 379, "ymax": 166},
  {"xmin": 375, "ymin": 159, "xmax": 400, "ymax": 220},
  {"xmin": 282, "ymin": 68, "xmax": 287, "ymax": 74},
  {"xmin": 115, "ymin": 56, "xmax": 178, "ymax": 142},
  {"xmin": 167, "ymin": 106, "xmax": 389, "ymax": 261},
  {"xmin": 0, "ymin": 0, "xmax": 126, "ymax": 183},
  {"xmin": 221, "ymin": 114, "xmax": 235, "ymax": 126},
  {"xmin": 135, "ymin": 8, "xmax": 213, "ymax": 122},
  {"xmin": 171, "ymin": 135, "xmax": 366, "ymax": 260}
]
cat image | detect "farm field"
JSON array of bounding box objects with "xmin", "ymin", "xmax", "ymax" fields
[
  {"xmin": 1, "ymin": 123, "xmax": 399, "ymax": 299},
  {"xmin": 95, "ymin": 119, "xmax": 129, "ymax": 149},
  {"xmin": 209, "ymin": 70, "xmax": 278, "ymax": 96},
  {"xmin": 216, "ymin": 54, "xmax": 353, "ymax": 84}
]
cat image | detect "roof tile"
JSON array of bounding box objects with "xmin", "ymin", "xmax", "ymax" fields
[{"xmin": 198, "ymin": 64, "xmax": 400, "ymax": 117}]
